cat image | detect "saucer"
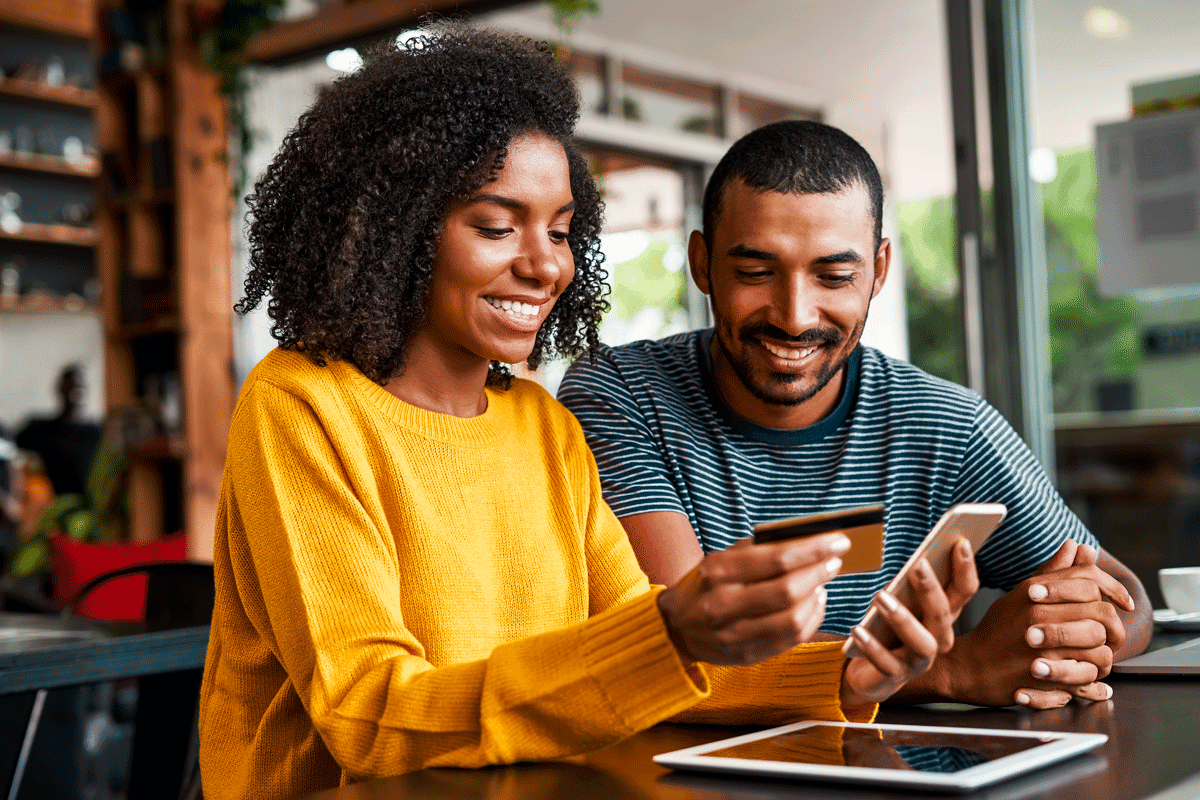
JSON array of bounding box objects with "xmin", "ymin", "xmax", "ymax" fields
[{"xmin": 1153, "ymin": 608, "xmax": 1200, "ymax": 631}]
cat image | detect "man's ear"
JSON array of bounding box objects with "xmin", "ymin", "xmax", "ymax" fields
[
  {"xmin": 870, "ymin": 238, "xmax": 891, "ymax": 300},
  {"xmin": 688, "ymin": 230, "xmax": 712, "ymax": 296}
]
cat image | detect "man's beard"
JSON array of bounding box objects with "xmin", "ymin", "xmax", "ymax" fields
[{"xmin": 713, "ymin": 316, "xmax": 862, "ymax": 408}]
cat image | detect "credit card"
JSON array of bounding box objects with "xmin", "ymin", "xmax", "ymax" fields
[{"xmin": 753, "ymin": 504, "xmax": 885, "ymax": 574}]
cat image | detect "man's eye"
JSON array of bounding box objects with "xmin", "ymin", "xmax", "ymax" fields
[
  {"xmin": 822, "ymin": 274, "xmax": 855, "ymax": 285},
  {"xmin": 737, "ymin": 270, "xmax": 771, "ymax": 280}
]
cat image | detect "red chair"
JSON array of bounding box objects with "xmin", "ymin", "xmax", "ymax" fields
[{"xmin": 48, "ymin": 533, "xmax": 188, "ymax": 621}]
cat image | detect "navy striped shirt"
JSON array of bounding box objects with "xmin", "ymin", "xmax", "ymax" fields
[{"xmin": 558, "ymin": 329, "xmax": 1098, "ymax": 635}]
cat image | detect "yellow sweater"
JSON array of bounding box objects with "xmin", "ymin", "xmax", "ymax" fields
[{"xmin": 198, "ymin": 349, "xmax": 870, "ymax": 799}]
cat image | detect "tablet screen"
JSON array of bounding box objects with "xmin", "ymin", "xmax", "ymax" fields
[{"xmin": 703, "ymin": 724, "xmax": 1049, "ymax": 773}]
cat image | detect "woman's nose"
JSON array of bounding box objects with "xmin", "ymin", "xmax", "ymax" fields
[{"xmin": 516, "ymin": 234, "xmax": 566, "ymax": 285}]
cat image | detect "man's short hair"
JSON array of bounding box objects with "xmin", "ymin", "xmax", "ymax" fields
[{"xmin": 702, "ymin": 120, "xmax": 884, "ymax": 251}]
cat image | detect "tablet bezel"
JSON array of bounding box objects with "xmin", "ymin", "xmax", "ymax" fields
[{"xmin": 652, "ymin": 721, "xmax": 1108, "ymax": 793}]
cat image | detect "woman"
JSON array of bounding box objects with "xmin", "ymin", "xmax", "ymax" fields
[{"xmin": 198, "ymin": 27, "xmax": 977, "ymax": 800}]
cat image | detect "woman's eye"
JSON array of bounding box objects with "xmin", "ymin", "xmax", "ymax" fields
[
  {"xmin": 476, "ymin": 227, "xmax": 513, "ymax": 239},
  {"xmin": 549, "ymin": 230, "xmax": 569, "ymax": 243}
]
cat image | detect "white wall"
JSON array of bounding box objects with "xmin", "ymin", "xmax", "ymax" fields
[
  {"xmin": 0, "ymin": 312, "xmax": 104, "ymax": 430},
  {"xmin": 232, "ymin": 59, "xmax": 343, "ymax": 387}
]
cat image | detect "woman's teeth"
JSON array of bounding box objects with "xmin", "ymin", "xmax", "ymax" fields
[
  {"xmin": 762, "ymin": 341, "xmax": 817, "ymax": 361},
  {"xmin": 486, "ymin": 297, "xmax": 539, "ymax": 319}
]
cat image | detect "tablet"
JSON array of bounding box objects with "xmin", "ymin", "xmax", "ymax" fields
[{"xmin": 653, "ymin": 721, "xmax": 1107, "ymax": 794}]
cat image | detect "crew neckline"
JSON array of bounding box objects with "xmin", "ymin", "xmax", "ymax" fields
[
  {"xmin": 333, "ymin": 360, "xmax": 510, "ymax": 447},
  {"xmin": 696, "ymin": 328, "xmax": 861, "ymax": 446}
]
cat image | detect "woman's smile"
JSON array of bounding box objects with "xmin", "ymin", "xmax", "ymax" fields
[{"xmin": 483, "ymin": 295, "xmax": 549, "ymax": 332}]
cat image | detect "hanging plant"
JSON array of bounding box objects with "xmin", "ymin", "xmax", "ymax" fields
[{"xmin": 201, "ymin": 0, "xmax": 286, "ymax": 198}]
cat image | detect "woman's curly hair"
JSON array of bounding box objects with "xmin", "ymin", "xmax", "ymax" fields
[{"xmin": 237, "ymin": 25, "xmax": 607, "ymax": 387}]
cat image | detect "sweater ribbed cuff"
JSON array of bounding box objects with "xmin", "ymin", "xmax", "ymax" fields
[
  {"xmin": 772, "ymin": 641, "xmax": 860, "ymax": 722},
  {"xmin": 583, "ymin": 588, "xmax": 708, "ymax": 732}
]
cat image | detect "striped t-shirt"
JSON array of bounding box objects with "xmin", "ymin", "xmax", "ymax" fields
[{"xmin": 558, "ymin": 329, "xmax": 1098, "ymax": 636}]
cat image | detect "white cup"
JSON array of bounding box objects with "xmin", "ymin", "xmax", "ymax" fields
[{"xmin": 1159, "ymin": 567, "xmax": 1200, "ymax": 615}]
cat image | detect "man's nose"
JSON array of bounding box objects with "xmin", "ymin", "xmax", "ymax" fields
[{"xmin": 773, "ymin": 277, "xmax": 820, "ymax": 335}]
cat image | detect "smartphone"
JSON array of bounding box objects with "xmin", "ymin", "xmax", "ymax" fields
[
  {"xmin": 753, "ymin": 504, "xmax": 885, "ymax": 575},
  {"xmin": 842, "ymin": 502, "xmax": 1007, "ymax": 658}
]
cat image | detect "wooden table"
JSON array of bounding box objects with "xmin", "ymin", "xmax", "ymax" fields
[{"xmin": 293, "ymin": 632, "xmax": 1200, "ymax": 800}]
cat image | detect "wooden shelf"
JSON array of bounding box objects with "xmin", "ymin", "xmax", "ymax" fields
[
  {"xmin": 0, "ymin": 1, "xmax": 94, "ymax": 40},
  {"xmin": 0, "ymin": 222, "xmax": 97, "ymax": 246},
  {"xmin": 0, "ymin": 296, "xmax": 96, "ymax": 314},
  {"xmin": 0, "ymin": 77, "xmax": 98, "ymax": 110},
  {"xmin": 0, "ymin": 150, "xmax": 100, "ymax": 179}
]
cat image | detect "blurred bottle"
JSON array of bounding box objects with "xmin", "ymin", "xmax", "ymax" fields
[{"xmin": 1, "ymin": 260, "xmax": 20, "ymax": 305}]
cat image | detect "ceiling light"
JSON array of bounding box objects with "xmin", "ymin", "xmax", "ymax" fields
[
  {"xmin": 1029, "ymin": 148, "xmax": 1058, "ymax": 184},
  {"xmin": 325, "ymin": 47, "xmax": 362, "ymax": 73},
  {"xmin": 1084, "ymin": 7, "xmax": 1130, "ymax": 39},
  {"xmin": 396, "ymin": 29, "xmax": 429, "ymax": 48}
]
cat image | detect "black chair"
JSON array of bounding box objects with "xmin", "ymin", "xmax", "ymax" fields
[{"xmin": 6, "ymin": 561, "xmax": 213, "ymax": 800}]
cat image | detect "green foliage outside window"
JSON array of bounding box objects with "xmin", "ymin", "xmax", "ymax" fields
[
  {"xmin": 897, "ymin": 148, "xmax": 1141, "ymax": 413},
  {"xmin": 1041, "ymin": 150, "xmax": 1140, "ymax": 412}
]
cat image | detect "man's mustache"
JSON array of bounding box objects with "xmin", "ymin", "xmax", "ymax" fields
[{"xmin": 738, "ymin": 322, "xmax": 842, "ymax": 347}]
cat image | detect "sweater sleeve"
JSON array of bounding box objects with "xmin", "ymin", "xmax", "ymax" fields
[
  {"xmin": 674, "ymin": 648, "xmax": 877, "ymax": 725},
  {"xmin": 224, "ymin": 383, "xmax": 708, "ymax": 778}
]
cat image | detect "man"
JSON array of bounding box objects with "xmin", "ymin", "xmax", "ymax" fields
[
  {"xmin": 559, "ymin": 120, "xmax": 1151, "ymax": 709},
  {"xmin": 16, "ymin": 364, "xmax": 102, "ymax": 496}
]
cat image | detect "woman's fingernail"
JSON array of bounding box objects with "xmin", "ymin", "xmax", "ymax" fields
[
  {"xmin": 828, "ymin": 535, "xmax": 851, "ymax": 554},
  {"xmin": 1028, "ymin": 584, "xmax": 1048, "ymax": 601},
  {"xmin": 1103, "ymin": 683, "xmax": 1113, "ymax": 700},
  {"xmin": 826, "ymin": 557, "xmax": 843, "ymax": 575},
  {"xmin": 818, "ymin": 587, "xmax": 828, "ymax": 605},
  {"xmin": 918, "ymin": 559, "xmax": 934, "ymax": 581},
  {"xmin": 878, "ymin": 590, "xmax": 900, "ymax": 612},
  {"xmin": 1026, "ymin": 627, "xmax": 1045, "ymax": 646},
  {"xmin": 1016, "ymin": 692, "xmax": 1031, "ymax": 706},
  {"xmin": 853, "ymin": 625, "xmax": 875, "ymax": 644},
  {"xmin": 1032, "ymin": 660, "xmax": 1050, "ymax": 678}
]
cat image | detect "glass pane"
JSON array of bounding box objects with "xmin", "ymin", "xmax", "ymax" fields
[
  {"xmin": 582, "ymin": 148, "xmax": 689, "ymax": 345},
  {"xmin": 734, "ymin": 92, "xmax": 821, "ymax": 135},
  {"xmin": 620, "ymin": 64, "xmax": 721, "ymax": 136},
  {"xmin": 1028, "ymin": 3, "xmax": 1200, "ymax": 608},
  {"xmin": 586, "ymin": 149, "xmax": 689, "ymax": 344},
  {"xmin": 568, "ymin": 50, "xmax": 606, "ymax": 117}
]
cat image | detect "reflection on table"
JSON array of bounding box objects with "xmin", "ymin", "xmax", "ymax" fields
[{"xmin": 291, "ymin": 634, "xmax": 1200, "ymax": 800}]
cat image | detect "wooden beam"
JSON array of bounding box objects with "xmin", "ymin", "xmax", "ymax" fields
[
  {"xmin": 0, "ymin": 0, "xmax": 93, "ymax": 40},
  {"xmin": 241, "ymin": 0, "xmax": 531, "ymax": 66}
]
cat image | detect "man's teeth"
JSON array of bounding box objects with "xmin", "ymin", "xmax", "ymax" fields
[
  {"xmin": 762, "ymin": 341, "xmax": 817, "ymax": 361},
  {"xmin": 486, "ymin": 297, "xmax": 539, "ymax": 318}
]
